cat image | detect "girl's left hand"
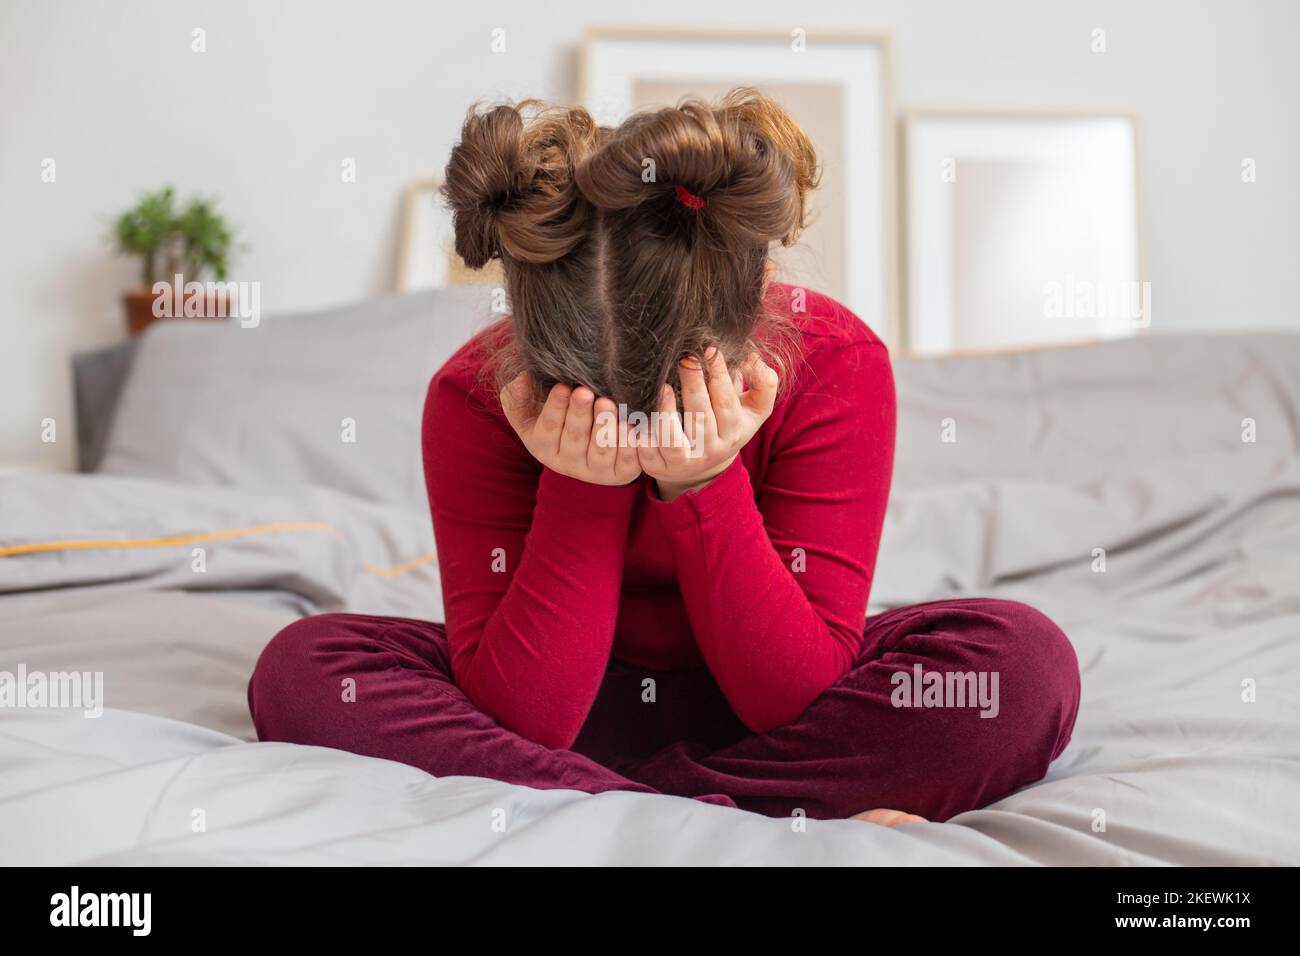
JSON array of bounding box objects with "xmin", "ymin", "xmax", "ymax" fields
[{"xmin": 638, "ymin": 348, "xmax": 779, "ymax": 502}]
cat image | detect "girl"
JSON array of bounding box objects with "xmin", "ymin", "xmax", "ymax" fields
[{"xmin": 249, "ymin": 89, "xmax": 1079, "ymax": 824}]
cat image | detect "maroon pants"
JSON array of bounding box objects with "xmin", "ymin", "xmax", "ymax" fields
[{"xmin": 248, "ymin": 598, "xmax": 1079, "ymax": 821}]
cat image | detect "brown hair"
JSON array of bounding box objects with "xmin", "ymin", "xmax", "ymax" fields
[{"xmin": 441, "ymin": 88, "xmax": 820, "ymax": 413}]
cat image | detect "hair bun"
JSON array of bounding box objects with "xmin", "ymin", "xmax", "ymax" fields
[
  {"xmin": 442, "ymin": 101, "xmax": 601, "ymax": 268},
  {"xmin": 575, "ymin": 88, "xmax": 820, "ymax": 248}
]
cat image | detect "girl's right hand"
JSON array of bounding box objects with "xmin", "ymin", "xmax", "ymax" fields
[{"xmin": 500, "ymin": 373, "xmax": 642, "ymax": 486}]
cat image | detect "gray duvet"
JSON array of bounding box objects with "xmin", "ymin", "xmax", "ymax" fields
[{"xmin": 2, "ymin": 315, "xmax": 1298, "ymax": 865}]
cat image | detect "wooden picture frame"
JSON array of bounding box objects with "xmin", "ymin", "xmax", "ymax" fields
[{"xmin": 396, "ymin": 177, "xmax": 503, "ymax": 292}]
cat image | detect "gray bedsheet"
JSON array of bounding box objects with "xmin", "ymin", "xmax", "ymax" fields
[{"xmin": 2, "ymin": 331, "xmax": 1298, "ymax": 865}]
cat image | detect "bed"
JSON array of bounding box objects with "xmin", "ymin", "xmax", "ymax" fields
[{"xmin": 2, "ymin": 288, "xmax": 1297, "ymax": 865}]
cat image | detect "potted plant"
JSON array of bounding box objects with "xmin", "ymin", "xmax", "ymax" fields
[{"xmin": 111, "ymin": 187, "xmax": 238, "ymax": 335}]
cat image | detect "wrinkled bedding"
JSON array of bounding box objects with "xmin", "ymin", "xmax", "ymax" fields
[{"xmin": 2, "ymin": 330, "xmax": 1298, "ymax": 865}]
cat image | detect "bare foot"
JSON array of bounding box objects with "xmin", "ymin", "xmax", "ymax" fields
[{"xmin": 850, "ymin": 808, "xmax": 928, "ymax": 827}]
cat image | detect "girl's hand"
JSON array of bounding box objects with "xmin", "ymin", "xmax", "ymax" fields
[
  {"xmin": 500, "ymin": 374, "xmax": 642, "ymax": 486},
  {"xmin": 639, "ymin": 349, "xmax": 779, "ymax": 502}
]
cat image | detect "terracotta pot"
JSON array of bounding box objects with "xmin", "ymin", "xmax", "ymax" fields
[
  {"xmin": 123, "ymin": 285, "xmax": 236, "ymax": 336},
  {"xmin": 123, "ymin": 289, "xmax": 164, "ymax": 336}
]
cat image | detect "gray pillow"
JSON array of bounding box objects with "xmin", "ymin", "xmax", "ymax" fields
[
  {"xmin": 98, "ymin": 287, "xmax": 496, "ymax": 510},
  {"xmin": 73, "ymin": 338, "xmax": 139, "ymax": 472}
]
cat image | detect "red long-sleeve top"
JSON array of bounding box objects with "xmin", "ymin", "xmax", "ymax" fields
[{"xmin": 422, "ymin": 284, "xmax": 896, "ymax": 749}]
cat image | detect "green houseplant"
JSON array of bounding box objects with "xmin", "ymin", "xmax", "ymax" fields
[{"xmin": 111, "ymin": 187, "xmax": 238, "ymax": 335}]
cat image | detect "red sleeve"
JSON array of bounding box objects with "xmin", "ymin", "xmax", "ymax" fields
[
  {"xmin": 644, "ymin": 340, "xmax": 895, "ymax": 732},
  {"xmin": 422, "ymin": 366, "xmax": 637, "ymax": 749}
]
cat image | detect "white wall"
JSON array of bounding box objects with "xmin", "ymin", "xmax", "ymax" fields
[{"xmin": 3, "ymin": 0, "xmax": 1297, "ymax": 470}]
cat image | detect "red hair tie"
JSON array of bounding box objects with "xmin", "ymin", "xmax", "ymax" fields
[{"xmin": 674, "ymin": 184, "xmax": 706, "ymax": 210}]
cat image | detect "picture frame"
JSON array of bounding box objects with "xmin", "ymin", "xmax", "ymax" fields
[
  {"xmin": 582, "ymin": 27, "xmax": 897, "ymax": 347},
  {"xmin": 901, "ymin": 110, "xmax": 1145, "ymax": 356},
  {"xmin": 395, "ymin": 177, "xmax": 503, "ymax": 292}
]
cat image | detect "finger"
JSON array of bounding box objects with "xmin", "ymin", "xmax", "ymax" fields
[
  {"xmin": 588, "ymin": 397, "xmax": 619, "ymax": 469},
  {"xmin": 705, "ymin": 347, "xmax": 742, "ymax": 438},
  {"xmin": 656, "ymin": 383, "xmax": 689, "ymax": 465},
  {"xmin": 678, "ymin": 355, "xmax": 716, "ymax": 448},
  {"xmin": 638, "ymin": 442, "xmax": 668, "ymax": 477},
  {"xmin": 560, "ymin": 387, "xmax": 596, "ymax": 460},
  {"xmin": 499, "ymin": 372, "xmax": 537, "ymax": 434},
  {"xmin": 533, "ymin": 383, "xmax": 572, "ymax": 457},
  {"xmin": 739, "ymin": 352, "xmax": 779, "ymax": 421},
  {"xmin": 634, "ymin": 395, "xmax": 668, "ymax": 476},
  {"xmin": 614, "ymin": 417, "xmax": 640, "ymax": 483}
]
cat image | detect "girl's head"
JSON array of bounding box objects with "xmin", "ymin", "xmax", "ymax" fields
[{"xmin": 442, "ymin": 88, "xmax": 819, "ymax": 413}]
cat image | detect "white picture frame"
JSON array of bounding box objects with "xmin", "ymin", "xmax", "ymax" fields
[
  {"xmin": 902, "ymin": 111, "xmax": 1145, "ymax": 356},
  {"xmin": 582, "ymin": 28, "xmax": 897, "ymax": 347}
]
